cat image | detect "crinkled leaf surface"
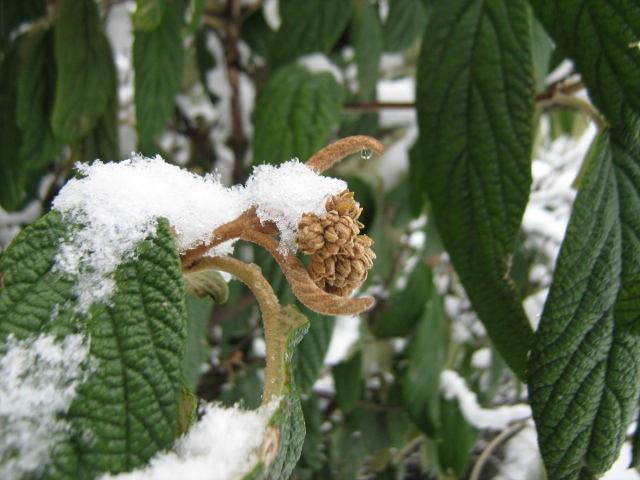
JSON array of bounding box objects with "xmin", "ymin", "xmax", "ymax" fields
[
  {"xmin": 529, "ymin": 0, "xmax": 640, "ymax": 132},
  {"xmin": 134, "ymin": 0, "xmax": 185, "ymax": 145},
  {"xmin": 0, "ymin": 211, "xmax": 187, "ymax": 479},
  {"xmin": 52, "ymin": 0, "xmax": 115, "ymax": 142},
  {"xmin": 413, "ymin": 0, "xmax": 534, "ymax": 379},
  {"xmin": 253, "ymin": 64, "xmax": 344, "ymax": 166},
  {"xmin": 528, "ymin": 129, "xmax": 640, "ymax": 480},
  {"xmin": 269, "ymin": 0, "xmax": 354, "ymax": 68}
]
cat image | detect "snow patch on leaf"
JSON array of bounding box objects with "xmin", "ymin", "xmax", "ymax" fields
[{"xmin": 0, "ymin": 333, "xmax": 92, "ymax": 480}]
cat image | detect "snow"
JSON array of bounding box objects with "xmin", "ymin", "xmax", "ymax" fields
[
  {"xmin": 101, "ymin": 398, "xmax": 281, "ymax": 480},
  {"xmin": 323, "ymin": 316, "xmax": 361, "ymax": 365},
  {"xmin": 0, "ymin": 333, "xmax": 92, "ymax": 480},
  {"xmin": 51, "ymin": 156, "xmax": 346, "ymax": 313},
  {"xmin": 440, "ymin": 370, "xmax": 531, "ymax": 430}
]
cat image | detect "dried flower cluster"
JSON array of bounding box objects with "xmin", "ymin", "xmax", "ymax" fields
[{"xmin": 296, "ymin": 190, "xmax": 376, "ymax": 297}]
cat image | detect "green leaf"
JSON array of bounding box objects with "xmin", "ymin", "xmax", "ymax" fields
[
  {"xmin": 528, "ymin": 130, "xmax": 640, "ymax": 480},
  {"xmin": 400, "ymin": 284, "xmax": 446, "ymax": 438},
  {"xmin": 333, "ymin": 351, "xmax": 363, "ymax": 414},
  {"xmin": 291, "ymin": 310, "xmax": 335, "ymax": 395},
  {"xmin": 437, "ymin": 397, "xmax": 479, "ymax": 477},
  {"xmin": 183, "ymin": 294, "xmax": 215, "ymax": 391},
  {"xmin": 253, "ymin": 63, "xmax": 344, "ymax": 166},
  {"xmin": 352, "ymin": 0, "xmax": 382, "ymax": 100},
  {"xmin": 0, "ymin": 35, "xmax": 25, "ymax": 211},
  {"xmin": 241, "ymin": 7, "xmax": 275, "ymax": 59},
  {"xmin": 52, "ymin": 0, "xmax": 116, "ymax": 142},
  {"xmin": 374, "ymin": 262, "xmax": 432, "ymax": 338},
  {"xmin": 269, "ymin": 0, "xmax": 355, "ymax": 68},
  {"xmin": 133, "ymin": 0, "xmax": 165, "ymax": 30},
  {"xmin": 134, "ymin": 0, "xmax": 185, "ymax": 145},
  {"xmin": 17, "ymin": 26, "xmax": 64, "ymax": 170},
  {"xmin": 0, "ymin": 212, "xmax": 188, "ymax": 478},
  {"xmin": 383, "ymin": 0, "xmax": 426, "ymax": 52},
  {"xmin": 0, "ymin": 1, "xmax": 46, "ymax": 56},
  {"xmin": 529, "ymin": 0, "xmax": 640, "ymax": 131},
  {"xmin": 413, "ymin": 0, "xmax": 535, "ymax": 379}
]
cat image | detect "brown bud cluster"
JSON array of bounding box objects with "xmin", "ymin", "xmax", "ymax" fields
[{"xmin": 296, "ymin": 190, "xmax": 375, "ymax": 297}]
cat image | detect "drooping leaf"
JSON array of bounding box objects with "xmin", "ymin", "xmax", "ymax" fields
[
  {"xmin": 132, "ymin": 0, "xmax": 165, "ymax": 30},
  {"xmin": 528, "ymin": 130, "xmax": 640, "ymax": 480},
  {"xmin": 0, "ymin": 212, "xmax": 188, "ymax": 478},
  {"xmin": 351, "ymin": 0, "xmax": 382, "ymax": 100},
  {"xmin": 253, "ymin": 63, "xmax": 344, "ymax": 166},
  {"xmin": 400, "ymin": 283, "xmax": 446, "ymax": 438},
  {"xmin": 0, "ymin": 35, "xmax": 25, "ymax": 211},
  {"xmin": 134, "ymin": 0, "xmax": 185, "ymax": 145},
  {"xmin": 413, "ymin": 0, "xmax": 535, "ymax": 379},
  {"xmin": 17, "ymin": 26, "xmax": 64, "ymax": 171},
  {"xmin": 0, "ymin": 1, "xmax": 46, "ymax": 56},
  {"xmin": 241, "ymin": 7, "xmax": 275, "ymax": 60},
  {"xmin": 383, "ymin": 0, "xmax": 426, "ymax": 52},
  {"xmin": 269, "ymin": 0, "xmax": 354, "ymax": 68},
  {"xmin": 52, "ymin": 0, "xmax": 116, "ymax": 142},
  {"xmin": 529, "ymin": 0, "xmax": 640, "ymax": 132},
  {"xmin": 333, "ymin": 351, "xmax": 363, "ymax": 414},
  {"xmin": 183, "ymin": 269, "xmax": 229, "ymax": 302}
]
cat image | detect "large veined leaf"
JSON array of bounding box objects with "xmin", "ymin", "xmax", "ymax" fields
[
  {"xmin": 133, "ymin": 0, "xmax": 185, "ymax": 146},
  {"xmin": 0, "ymin": 212, "xmax": 187, "ymax": 479},
  {"xmin": 413, "ymin": 0, "xmax": 535, "ymax": 379},
  {"xmin": 253, "ymin": 63, "xmax": 344, "ymax": 166},
  {"xmin": 529, "ymin": 0, "xmax": 640, "ymax": 132},
  {"xmin": 269, "ymin": 0, "xmax": 354, "ymax": 68},
  {"xmin": 51, "ymin": 0, "xmax": 116, "ymax": 142},
  {"xmin": 528, "ymin": 129, "xmax": 640, "ymax": 480}
]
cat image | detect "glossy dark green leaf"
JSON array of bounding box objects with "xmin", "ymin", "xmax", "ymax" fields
[
  {"xmin": 0, "ymin": 35, "xmax": 25, "ymax": 211},
  {"xmin": 351, "ymin": 0, "xmax": 382, "ymax": 100},
  {"xmin": 413, "ymin": 0, "xmax": 535, "ymax": 379},
  {"xmin": 253, "ymin": 63, "xmax": 344, "ymax": 166},
  {"xmin": 528, "ymin": 130, "xmax": 640, "ymax": 480},
  {"xmin": 383, "ymin": 0, "xmax": 426, "ymax": 52},
  {"xmin": 17, "ymin": 26, "xmax": 64, "ymax": 170},
  {"xmin": 52, "ymin": 0, "xmax": 115, "ymax": 141},
  {"xmin": 0, "ymin": 212, "xmax": 188, "ymax": 478},
  {"xmin": 269, "ymin": 0, "xmax": 354, "ymax": 68},
  {"xmin": 134, "ymin": 0, "xmax": 185, "ymax": 145},
  {"xmin": 529, "ymin": 0, "xmax": 640, "ymax": 131}
]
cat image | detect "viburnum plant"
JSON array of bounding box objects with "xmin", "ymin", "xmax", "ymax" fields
[{"xmin": 0, "ymin": 135, "xmax": 382, "ymax": 480}]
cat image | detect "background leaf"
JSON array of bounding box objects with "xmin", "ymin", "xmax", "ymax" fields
[
  {"xmin": 252, "ymin": 63, "xmax": 344, "ymax": 165},
  {"xmin": 0, "ymin": 213, "xmax": 188, "ymax": 479},
  {"xmin": 413, "ymin": 0, "xmax": 535, "ymax": 378},
  {"xmin": 351, "ymin": 0, "xmax": 382, "ymax": 100},
  {"xmin": 52, "ymin": 0, "xmax": 116, "ymax": 142},
  {"xmin": 133, "ymin": 0, "xmax": 185, "ymax": 146},
  {"xmin": 132, "ymin": 0, "xmax": 165, "ymax": 30},
  {"xmin": 383, "ymin": 0, "xmax": 426, "ymax": 52},
  {"xmin": 269, "ymin": 0, "xmax": 354, "ymax": 68}
]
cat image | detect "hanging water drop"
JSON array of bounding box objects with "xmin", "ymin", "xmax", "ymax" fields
[{"xmin": 360, "ymin": 147, "xmax": 372, "ymax": 159}]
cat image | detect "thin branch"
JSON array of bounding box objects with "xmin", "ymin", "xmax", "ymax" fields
[{"xmin": 468, "ymin": 421, "xmax": 529, "ymax": 480}]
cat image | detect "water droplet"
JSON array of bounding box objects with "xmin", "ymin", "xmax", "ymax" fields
[{"xmin": 360, "ymin": 147, "xmax": 372, "ymax": 159}]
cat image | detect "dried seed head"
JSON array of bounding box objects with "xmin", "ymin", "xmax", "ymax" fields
[
  {"xmin": 297, "ymin": 192, "xmax": 375, "ymax": 298},
  {"xmin": 325, "ymin": 190, "xmax": 362, "ymax": 220}
]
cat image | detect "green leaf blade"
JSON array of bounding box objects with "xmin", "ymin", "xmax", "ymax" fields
[
  {"xmin": 529, "ymin": 0, "xmax": 640, "ymax": 131},
  {"xmin": 269, "ymin": 0, "xmax": 354, "ymax": 68},
  {"xmin": 0, "ymin": 213, "xmax": 188, "ymax": 479},
  {"xmin": 528, "ymin": 131, "xmax": 640, "ymax": 480},
  {"xmin": 253, "ymin": 64, "xmax": 344, "ymax": 166},
  {"xmin": 133, "ymin": 0, "xmax": 185, "ymax": 146},
  {"xmin": 52, "ymin": 0, "xmax": 116, "ymax": 142},
  {"xmin": 413, "ymin": 0, "xmax": 535, "ymax": 378}
]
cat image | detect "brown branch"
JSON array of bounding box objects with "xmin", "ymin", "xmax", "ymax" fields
[{"xmin": 305, "ymin": 135, "xmax": 384, "ymax": 174}]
